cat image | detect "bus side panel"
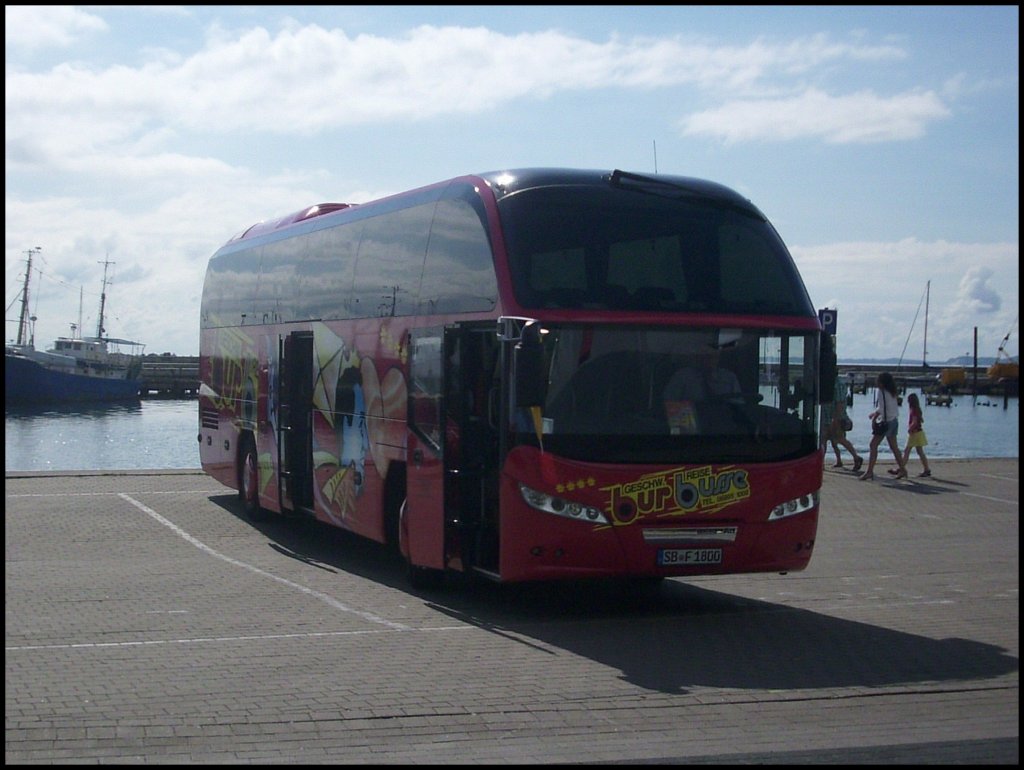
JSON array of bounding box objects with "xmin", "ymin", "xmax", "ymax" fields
[
  {"xmin": 405, "ymin": 430, "xmax": 446, "ymax": 569},
  {"xmin": 305, "ymin": 320, "xmax": 409, "ymax": 543},
  {"xmin": 197, "ymin": 386, "xmax": 235, "ymax": 489},
  {"xmin": 198, "ymin": 327, "xmax": 265, "ymax": 497}
]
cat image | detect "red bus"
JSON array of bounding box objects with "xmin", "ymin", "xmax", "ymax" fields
[{"xmin": 198, "ymin": 168, "xmax": 832, "ymax": 587}]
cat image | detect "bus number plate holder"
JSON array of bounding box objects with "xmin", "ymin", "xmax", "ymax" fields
[{"xmin": 658, "ymin": 548, "xmax": 722, "ymax": 566}]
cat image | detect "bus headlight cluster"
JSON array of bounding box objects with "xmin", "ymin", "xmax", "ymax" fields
[
  {"xmin": 768, "ymin": 491, "xmax": 819, "ymax": 520},
  {"xmin": 519, "ymin": 483, "xmax": 608, "ymax": 524}
]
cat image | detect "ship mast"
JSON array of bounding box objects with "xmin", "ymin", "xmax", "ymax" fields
[
  {"xmin": 16, "ymin": 247, "xmax": 41, "ymax": 347},
  {"xmin": 96, "ymin": 258, "xmax": 115, "ymax": 339}
]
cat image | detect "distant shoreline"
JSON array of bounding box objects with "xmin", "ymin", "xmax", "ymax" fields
[{"xmin": 839, "ymin": 357, "xmax": 1017, "ymax": 367}]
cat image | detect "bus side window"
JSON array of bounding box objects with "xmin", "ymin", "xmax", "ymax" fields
[{"xmin": 420, "ymin": 193, "xmax": 497, "ymax": 314}]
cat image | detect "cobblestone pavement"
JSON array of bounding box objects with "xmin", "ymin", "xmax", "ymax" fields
[{"xmin": 5, "ymin": 459, "xmax": 1018, "ymax": 764}]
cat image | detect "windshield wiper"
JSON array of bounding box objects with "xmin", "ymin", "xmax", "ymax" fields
[
  {"xmin": 606, "ymin": 169, "xmax": 764, "ymax": 220},
  {"xmin": 608, "ymin": 169, "xmax": 702, "ymax": 194}
]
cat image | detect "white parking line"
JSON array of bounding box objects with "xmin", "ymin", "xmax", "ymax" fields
[
  {"xmin": 960, "ymin": 491, "xmax": 1018, "ymax": 505},
  {"xmin": 6, "ymin": 625, "xmax": 472, "ymax": 653},
  {"xmin": 980, "ymin": 473, "xmax": 1018, "ymax": 482},
  {"xmin": 118, "ymin": 492, "xmax": 410, "ymax": 631}
]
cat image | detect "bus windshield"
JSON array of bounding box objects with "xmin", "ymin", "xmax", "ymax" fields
[
  {"xmin": 514, "ymin": 325, "xmax": 820, "ymax": 465},
  {"xmin": 500, "ymin": 183, "xmax": 814, "ymax": 316}
]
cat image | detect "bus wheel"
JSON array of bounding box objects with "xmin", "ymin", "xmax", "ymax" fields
[
  {"xmin": 382, "ymin": 465, "xmax": 405, "ymax": 554},
  {"xmin": 398, "ymin": 498, "xmax": 444, "ymax": 590},
  {"xmin": 239, "ymin": 437, "xmax": 267, "ymax": 521}
]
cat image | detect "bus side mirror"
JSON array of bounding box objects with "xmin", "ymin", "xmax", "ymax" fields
[
  {"xmin": 819, "ymin": 331, "xmax": 836, "ymax": 404},
  {"xmin": 514, "ymin": 322, "xmax": 547, "ymax": 407}
]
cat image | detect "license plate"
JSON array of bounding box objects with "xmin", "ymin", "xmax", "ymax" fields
[{"xmin": 658, "ymin": 548, "xmax": 722, "ymax": 566}]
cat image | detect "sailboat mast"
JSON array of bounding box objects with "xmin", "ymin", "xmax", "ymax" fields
[
  {"xmin": 922, "ymin": 279, "xmax": 930, "ymax": 366},
  {"xmin": 16, "ymin": 247, "xmax": 41, "ymax": 347}
]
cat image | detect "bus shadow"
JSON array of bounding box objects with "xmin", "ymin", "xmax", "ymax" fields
[
  {"xmin": 210, "ymin": 495, "xmax": 1019, "ymax": 696},
  {"xmin": 210, "ymin": 494, "xmax": 420, "ymax": 590},
  {"xmin": 428, "ymin": 577, "xmax": 1019, "ymax": 695}
]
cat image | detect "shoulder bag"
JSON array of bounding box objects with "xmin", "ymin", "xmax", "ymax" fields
[{"xmin": 871, "ymin": 394, "xmax": 889, "ymax": 436}]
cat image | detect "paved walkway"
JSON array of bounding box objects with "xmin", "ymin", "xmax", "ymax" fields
[{"xmin": 5, "ymin": 458, "xmax": 1019, "ymax": 763}]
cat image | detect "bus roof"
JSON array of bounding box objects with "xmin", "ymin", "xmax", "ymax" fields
[
  {"xmin": 219, "ymin": 168, "xmax": 765, "ymax": 250},
  {"xmin": 229, "ymin": 202, "xmax": 354, "ymax": 242},
  {"xmin": 477, "ymin": 168, "xmax": 762, "ymax": 217}
]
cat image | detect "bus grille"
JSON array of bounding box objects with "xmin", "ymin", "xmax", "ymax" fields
[{"xmin": 642, "ymin": 526, "xmax": 738, "ymax": 544}]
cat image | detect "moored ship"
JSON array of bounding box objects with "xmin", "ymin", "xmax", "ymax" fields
[{"xmin": 5, "ymin": 250, "xmax": 145, "ymax": 405}]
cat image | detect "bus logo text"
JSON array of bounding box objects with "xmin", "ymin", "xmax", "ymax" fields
[{"xmin": 602, "ymin": 465, "xmax": 750, "ymax": 525}]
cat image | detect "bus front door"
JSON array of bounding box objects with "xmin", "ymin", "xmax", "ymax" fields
[
  {"xmin": 278, "ymin": 331, "xmax": 314, "ymax": 512},
  {"xmin": 405, "ymin": 327, "xmax": 446, "ymax": 573},
  {"xmin": 447, "ymin": 325, "xmax": 501, "ymax": 576}
]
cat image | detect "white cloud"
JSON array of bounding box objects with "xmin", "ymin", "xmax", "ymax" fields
[
  {"xmin": 952, "ymin": 267, "xmax": 1001, "ymax": 314},
  {"xmin": 4, "ymin": 6, "xmax": 107, "ymax": 50},
  {"xmin": 5, "ymin": 23, "xmax": 918, "ymax": 156},
  {"xmin": 681, "ymin": 87, "xmax": 951, "ymax": 143},
  {"xmin": 792, "ymin": 239, "xmax": 1018, "ymax": 361}
]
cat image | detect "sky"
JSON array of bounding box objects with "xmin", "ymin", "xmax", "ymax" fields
[{"xmin": 5, "ymin": 5, "xmax": 1019, "ymax": 362}]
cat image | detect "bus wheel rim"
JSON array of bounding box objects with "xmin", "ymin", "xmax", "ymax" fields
[{"xmin": 243, "ymin": 452, "xmax": 257, "ymax": 504}]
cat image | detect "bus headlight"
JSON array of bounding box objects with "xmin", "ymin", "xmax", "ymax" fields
[
  {"xmin": 768, "ymin": 491, "xmax": 819, "ymax": 520},
  {"xmin": 519, "ymin": 483, "xmax": 609, "ymax": 524}
]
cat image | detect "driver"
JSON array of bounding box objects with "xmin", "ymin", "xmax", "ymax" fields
[{"xmin": 663, "ymin": 343, "xmax": 740, "ymax": 402}]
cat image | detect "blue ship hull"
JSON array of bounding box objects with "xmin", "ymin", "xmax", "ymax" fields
[{"xmin": 5, "ymin": 352, "xmax": 141, "ymax": 404}]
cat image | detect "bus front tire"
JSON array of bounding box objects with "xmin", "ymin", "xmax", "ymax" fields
[
  {"xmin": 406, "ymin": 561, "xmax": 445, "ymax": 590},
  {"xmin": 398, "ymin": 498, "xmax": 444, "ymax": 590}
]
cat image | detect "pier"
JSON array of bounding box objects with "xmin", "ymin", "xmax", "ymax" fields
[
  {"xmin": 139, "ymin": 355, "xmax": 199, "ymax": 398},
  {"xmin": 839, "ymin": 363, "xmax": 1018, "ymax": 399}
]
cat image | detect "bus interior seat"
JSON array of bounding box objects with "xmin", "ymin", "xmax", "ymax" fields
[
  {"xmin": 595, "ymin": 284, "xmax": 631, "ymax": 308},
  {"xmin": 631, "ymin": 286, "xmax": 675, "ymax": 309},
  {"xmin": 540, "ymin": 288, "xmax": 587, "ymax": 308}
]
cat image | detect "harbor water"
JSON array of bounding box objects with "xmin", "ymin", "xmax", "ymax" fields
[{"xmin": 4, "ymin": 389, "xmax": 1019, "ymax": 473}]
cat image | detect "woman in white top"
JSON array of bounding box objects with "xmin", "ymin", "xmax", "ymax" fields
[{"xmin": 859, "ymin": 371, "xmax": 907, "ymax": 480}]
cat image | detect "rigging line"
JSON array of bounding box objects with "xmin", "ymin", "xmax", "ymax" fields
[
  {"xmin": 5, "ymin": 264, "xmax": 30, "ymax": 313},
  {"xmin": 34, "ymin": 255, "xmax": 107, "ymax": 300},
  {"xmin": 5, "ymin": 266, "xmax": 32, "ymax": 316},
  {"xmin": 896, "ymin": 283, "xmax": 928, "ymax": 369},
  {"xmin": 5, "ymin": 291, "xmax": 21, "ymax": 316},
  {"xmin": 29, "ymin": 263, "xmax": 42, "ymax": 320}
]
